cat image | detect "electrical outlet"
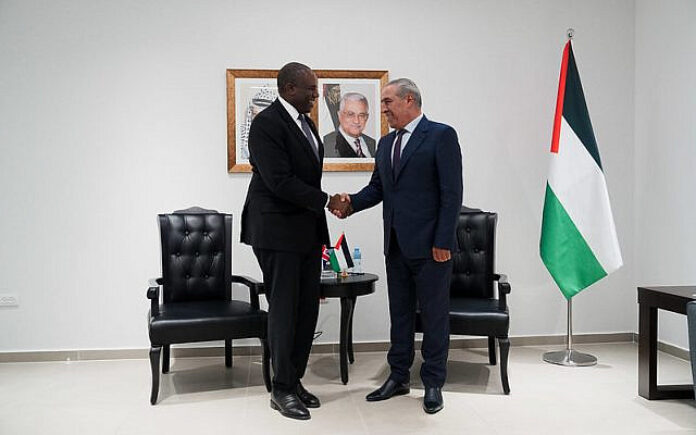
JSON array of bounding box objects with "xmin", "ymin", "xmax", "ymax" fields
[{"xmin": 0, "ymin": 294, "xmax": 19, "ymax": 307}]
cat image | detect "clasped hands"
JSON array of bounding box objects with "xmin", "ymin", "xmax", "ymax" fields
[
  {"xmin": 325, "ymin": 194, "xmax": 451, "ymax": 263},
  {"xmin": 327, "ymin": 193, "xmax": 352, "ymax": 219}
]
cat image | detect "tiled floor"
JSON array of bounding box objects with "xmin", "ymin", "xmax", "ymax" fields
[{"xmin": 0, "ymin": 343, "xmax": 694, "ymax": 434}]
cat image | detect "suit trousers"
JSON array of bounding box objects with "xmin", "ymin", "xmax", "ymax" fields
[
  {"xmin": 385, "ymin": 231, "xmax": 452, "ymax": 388},
  {"xmin": 253, "ymin": 247, "xmax": 321, "ymax": 392}
]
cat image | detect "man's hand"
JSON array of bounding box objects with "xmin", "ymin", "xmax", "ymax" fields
[
  {"xmin": 328, "ymin": 193, "xmax": 353, "ymax": 218},
  {"xmin": 432, "ymin": 247, "xmax": 451, "ymax": 262}
]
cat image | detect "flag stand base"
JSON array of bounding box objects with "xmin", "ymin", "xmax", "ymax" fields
[
  {"xmin": 543, "ymin": 298, "xmax": 597, "ymax": 367},
  {"xmin": 543, "ymin": 349, "xmax": 597, "ymax": 366}
]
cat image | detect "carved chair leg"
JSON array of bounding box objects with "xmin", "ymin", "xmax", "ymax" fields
[
  {"xmin": 162, "ymin": 344, "xmax": 170, "ymax": 374},
  {"xmin": 225, "ymin": 339, "xmax": 233, "ymax": 368},
  {"xmin": 261, "ymin": 338, "xmax": 272, "ymax": 392},
  {"xmin": 149, "ymin": 346, "xmax": 162, "ymax": 405},
  {"xmin": 488, "ymin": 336, "xmax": 497, "ymax": 365},
  {"xmin": 499, "ymin": 336, "xmax": 510, "ymax": 395}
]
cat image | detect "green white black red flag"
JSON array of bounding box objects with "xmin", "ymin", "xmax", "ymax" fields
[{"xmin": 540, "ymin": 41, "xmax": 623, "ymax": 299}]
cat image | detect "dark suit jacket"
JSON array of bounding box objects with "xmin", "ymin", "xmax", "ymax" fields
[
  {"xmin": 323, "ymin": 130, "xmax": 376, "ymax": 158},
  {"xmin": 241, "ymin": 99, "xmax": 330, "ymax": 253},
  {"xmin": 350, "ymin": 116, "xmax": 463, "ymax": 259}
]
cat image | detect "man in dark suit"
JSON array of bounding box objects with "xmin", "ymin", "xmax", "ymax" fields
[
  {"xmin": 332, "ymin": 78, "xmax": 462, "ymax": 414},
  {"xmin": 241, "ymin": 62, "xmax": 348, "ymax": 420},
  {"xmin": 323, "ymin": 92, "xmax": 376, "ymax": 158}
]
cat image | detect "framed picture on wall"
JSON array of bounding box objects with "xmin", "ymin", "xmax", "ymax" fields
[
  {"xmin": 227, "ymin": 69, "xmax": 389, "ymax": 172},
  {"xmin": 314, "ymin": 70, "xmax": 388, "ymax": 171},
  {"xmin": 226, "ymin": 69, "xmax": 278, "ymax": 173}
]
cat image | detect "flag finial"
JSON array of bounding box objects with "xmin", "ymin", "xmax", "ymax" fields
[{"xmin": 566, "ymin": 28, "xmax": 575, "ymax": 40}]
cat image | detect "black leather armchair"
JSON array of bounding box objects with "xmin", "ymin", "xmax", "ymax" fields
[
  {"xmin": 417, "ymin": 206, "xmax": 511, "ymax": 394},
  {"xmin": 146, "ymin": 207, "xmax": 271, "ymax": 404}
]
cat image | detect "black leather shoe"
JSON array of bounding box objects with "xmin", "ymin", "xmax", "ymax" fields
[
  {"xmin": 270, "ymin": 390, "xmax": 310, "ymax": 420},
  {"xmin": 423, "ymin": 387, "xmax": 443, "ymax": 414},
  {"xmin": 365, "ymin": 378, "xmax": 410, "ymax": 402},
  {"xmin": 297, "ymin": 382, "xmax": 320, "ymax": 408}
]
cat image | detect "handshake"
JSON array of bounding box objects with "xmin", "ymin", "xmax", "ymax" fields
[{"xmin": 327, "ymin": 193, "xmax": 352, "ymax": 219}]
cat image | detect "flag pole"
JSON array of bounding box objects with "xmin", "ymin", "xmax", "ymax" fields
[
  {"xmin": 543, "ymin": 298, "xmax": 597, "ymax": 366},
  {"xmin": 540, "ymin": 27, "xmax": 598, "ymax": 367}
]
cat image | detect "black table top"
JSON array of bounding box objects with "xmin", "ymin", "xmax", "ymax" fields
[
  {"xmin": 638, "ymin": 286, "xmax": 696, "ymax": 300},
  {"xmin": 320, "ymin": 273, "xmax": 378, "ymax": 298}
]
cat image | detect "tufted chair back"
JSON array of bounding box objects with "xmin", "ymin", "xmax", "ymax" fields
[
  {"xmin": 158, "ymin": 207, "xmax": 231, "ymax": 303},
  {"xmin": 450, "ymin": 207, "xmax": 497, "ymax": 300}
]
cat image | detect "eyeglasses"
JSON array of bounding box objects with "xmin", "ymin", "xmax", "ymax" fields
[{"xmin": 342, "ymin": 111, "xmax": 369, "ymax": 121}]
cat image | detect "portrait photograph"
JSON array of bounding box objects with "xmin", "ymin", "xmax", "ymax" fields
[
  {"xmin": 236, "ymin": 79, "xmax": 278, "ymax": 160},
  {"xmin": 314, "ymin": 70, "xmax": 388, "ymax": 171},
  {"xmin": 227, "ymin": 70, "xmax": 280, "ymax": 172},
  {"xmin": 318, "ymin": 79, "xmax": 381, "ymax": 160}
]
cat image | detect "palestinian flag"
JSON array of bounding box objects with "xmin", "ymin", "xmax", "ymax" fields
[
  {"xmin": 540, "ymin": 41, "xmax": 623, "ymax": 300},
  {"xmin": 321, "ymin": 245, "xmax": 341, "ymax": 273},
  {"xmin": 333, "ymin": 233, "xmax": 354, "ymax": 272}
]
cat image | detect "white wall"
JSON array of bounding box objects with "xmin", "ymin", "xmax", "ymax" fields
[
  {"xmin": 634, "ymin": 0, "xmax": 696, "ymax": 349},
  {"xmin": 0, "ymin": 0, "xmax": 637, "ymax": 352}
]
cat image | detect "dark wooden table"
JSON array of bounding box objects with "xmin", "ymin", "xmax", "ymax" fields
[
  {"xmin": 320, "ymin": 273, "xmax": 378, "ymax": 384},
  {"xmin": 637, "ymin": 285, "xmax": 696, "ymax": 400}
]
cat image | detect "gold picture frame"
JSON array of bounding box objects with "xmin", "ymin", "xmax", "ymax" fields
[{"xmin": 227, "ymin": 69, "xmax": 389, "ymax": 173}]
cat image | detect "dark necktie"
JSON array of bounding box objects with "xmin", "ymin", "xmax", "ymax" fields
[
  {"xmin": 392, "ymin": 129, "xmax": 406, "ymax": 177},
  {"xmin": 354, "ymin": 138, "xmax": 365, "ymax": 157},
  {"xmin": 299, "ymin": 114, "xmax": 319, "ymax": 160}
]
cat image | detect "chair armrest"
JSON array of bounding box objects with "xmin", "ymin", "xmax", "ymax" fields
[
  {"xmin": 231, "ymin": 275, "xmax": 264, "ymax": 310},
  {"xmin": 231, "ymin": 275, "xmax": 264, "ymax": 293},
  {"xmin": 494, "ymin": 273, "xmax": 511, "ymax": 311},
  {"xmin": 146, "ymin": 283, "xmax": 160, "ymax": 316}
]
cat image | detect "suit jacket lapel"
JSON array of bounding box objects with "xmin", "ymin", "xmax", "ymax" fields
[
  {"xmin": 305, "ymin": 116, "xmax": 324, "ymax": 164},
  {"xmin": 383, "ymin": 130, "xmax": 397, "ymax": 176},
  {"xmin": 337, "ymin": 134, "xmax": 359, "ymax": 158},
  {"xmin": 395, "ymin": 116, "xmax": 428, "ymax": 182},
  {"xmin": 362, "ymin": 134, "xmax": 376, "ymax": 156},
  {"xmin": 274, "ymin": 100, "xmax": 322, "ymax": 169}
]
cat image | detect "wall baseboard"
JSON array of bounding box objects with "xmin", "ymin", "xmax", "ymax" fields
[
  {"xmin": 0, "ymin": 332, "xmax": 688, "ymax": 363},
  {"xmin": 652, "ymin": 336, "xmax": 691, "ymax": 361}
]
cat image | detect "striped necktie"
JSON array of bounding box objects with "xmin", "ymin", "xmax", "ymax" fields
[
  {"xmin": 354, "ymin": 138, "xmax": 365, "ymax": 157},
  {"xmin": 299, "ymin": 114, "xmax": 319, "ymax": 160}
]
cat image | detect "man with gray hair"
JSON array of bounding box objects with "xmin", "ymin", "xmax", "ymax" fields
[
  {"xmin": 323, "ymin": 92, "xmax": 376, "ymax": 158},
  {"xmin": 330, "ymin": 78, "xmax": 463, "ymax": 414}
]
